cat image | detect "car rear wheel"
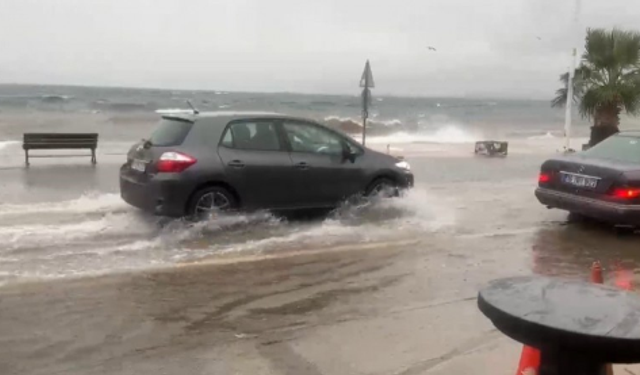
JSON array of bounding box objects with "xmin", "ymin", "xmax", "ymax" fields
[
  {"xmin": 187, "ymin": 186, "xmax": 237, "ymax": 220},
  {"xmin": 365, "ymin": 178, "xmax": 400, "ymax": 198}
]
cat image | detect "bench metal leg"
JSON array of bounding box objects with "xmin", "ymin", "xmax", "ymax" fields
[
  {"xmin": 91, "ymin": 149, "xmax": 97, "ymax": 164},
  {"xmin": 24, "ymin": 150, "xmax": 29, "ymax": 167}
]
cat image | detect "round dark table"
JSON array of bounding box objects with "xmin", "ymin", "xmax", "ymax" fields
[{"xmin": 478, "ymin": 276, "xmax": 640, "ymax": 375}]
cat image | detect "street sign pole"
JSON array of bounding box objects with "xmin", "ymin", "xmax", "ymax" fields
[
  {"xmin": 362, "ymin": 113, "xmax": 367, "ymax": 145},
  {"xmin": 360, "ymin": 60, "xmax": 375, "ymax": 146}
]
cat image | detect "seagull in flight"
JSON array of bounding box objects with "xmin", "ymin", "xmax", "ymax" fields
[{"xmin": 427, "ymin": 46, "xmax": 437, "ymax": 51}]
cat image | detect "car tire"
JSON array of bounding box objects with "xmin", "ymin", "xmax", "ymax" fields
[
  {"xmin": 365, "ymin": 178, "xmax": 400, "ymax": 198},
  {"xmin": 187, "ymin": 186, "xmax": 237, "ymax": 220}
]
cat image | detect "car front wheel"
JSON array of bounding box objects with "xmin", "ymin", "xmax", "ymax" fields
[{"xmin": 365, "ymin": 178, "xmax": 400, "ymax": 198}]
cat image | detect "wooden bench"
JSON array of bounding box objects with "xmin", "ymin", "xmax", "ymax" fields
[{"xmin": 23, "ymin": 133, "xmax": 98, "ymax": 166}]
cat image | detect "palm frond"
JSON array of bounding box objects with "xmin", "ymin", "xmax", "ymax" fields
[
  {"xmin": 552, "ymin": 88, "xmax": 568, "ymax": 108},
  {"xmin": 583, "ymin": 28, "xmax": 615, "ymax": 71},
  {"xmin": 612, "ymin": 28, "xmax": 640, "ymax": 68},
  {"xmin": 578, "ymin": 88, "xmax": 601, "ymax": 119},
  {"xmin": 618, "ymin": 80, "xmax": 640, "ymax": 115},
  {"xmin": 555, "ymin": 28, "xmax": 640, "ymax": 120},
  {"xmin": 550, "ymin": 70, "xmax": 584, "ymax": 108}
]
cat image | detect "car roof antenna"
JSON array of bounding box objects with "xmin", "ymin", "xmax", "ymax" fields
[{"xmin": 186, "ymin": 100, "xmax": 199, "ymax": 115}]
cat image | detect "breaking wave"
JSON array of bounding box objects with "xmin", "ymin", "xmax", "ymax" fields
[
  {"xmin": 155, "ymin": 108, "xmax": 194, "ymax": 115},
  {"xmin": 41, "ymin": 95, "xmax": 72, "ymax": 103},
  {"xmin": 322, "ymin": 116, "xmax": 478, "ymax": 145},
  {"xmin": 323, "ymin": 116, "xmax": 409, "ymax": 137},
  {"xmin": 527, "ymin": 131, "xmax": 557, "ymax": 140},
  {"xmin": 366, "ymin": 126, "xmax": 479, "ymax": 144}
]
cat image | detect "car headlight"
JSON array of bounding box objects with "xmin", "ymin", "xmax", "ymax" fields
[{"xmin": 395, "ymin": 160, "xmax": 411, "ymax": 171}]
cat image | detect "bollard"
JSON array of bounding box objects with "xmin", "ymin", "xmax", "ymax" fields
[
  {"xmin": 514, "ymin": 345, "xmax": 540, "ymax": 375},
  {"xmin": 591, "ymin": 261, "xmax": 604, "ymax": 284}
]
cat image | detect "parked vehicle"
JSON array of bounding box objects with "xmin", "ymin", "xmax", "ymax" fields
[
  {"xmin": 535, "ymin": 132, "xmax": 640, "ymax": 225},
  {"xmin": 120, "ymin": 112, "xmax": 414, "ymax": 218}
]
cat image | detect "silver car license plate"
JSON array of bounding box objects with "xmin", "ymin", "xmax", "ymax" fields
[
  {"xmin": 561, "ymin": 172, "xmax": 598, "ymax": 189},
  {"xmin": 131, "ymin": 160, "xmax": 147, "ymax": 172}
]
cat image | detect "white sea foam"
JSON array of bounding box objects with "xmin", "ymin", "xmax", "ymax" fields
[
  {"xmin": 155, "ymin": 108, "xmax": 193, "ymax": 114},
  {"xmin": 527, "ymin": 131, "xmax": 557, "ymax": 140},
  {"xmin": 366, "ymin": 126, "xmax": 480, "ymax": 145}
]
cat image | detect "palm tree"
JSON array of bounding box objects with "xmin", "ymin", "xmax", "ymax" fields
[{"xmin": 552, "ymin": 28, "xmax": 640, "ymax": 146}]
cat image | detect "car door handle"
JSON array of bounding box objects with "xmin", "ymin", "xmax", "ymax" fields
[
  {"xmin": 228, "ymin": 160, "xmax": 245, "ymax": 168},
  {"xmin": 295, "ymin": 162, "xmax": 309, "ymax": 170}
]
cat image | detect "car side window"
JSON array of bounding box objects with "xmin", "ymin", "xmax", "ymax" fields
[
  {"xmin": 283, "ymin": 122, "xmax": 344, "ymax": 155},
  {"xmin": 220, "ymin": 128, "xmax": 233, "ymax": 147},
  {"xmin": 221, "ymin": 121, "xmax": 282, "ymax": 151}
]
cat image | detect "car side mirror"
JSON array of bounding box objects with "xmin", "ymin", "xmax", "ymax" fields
[{"xmin": 342, "ymin": 143, "xmax": 357, "ymax": 163}]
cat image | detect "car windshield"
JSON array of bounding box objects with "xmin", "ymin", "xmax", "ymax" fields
[
  {"xmin": 583, "ymin": 135, "xmax": 640, "ymax": 163},
  {"xmin": 149, "ymin": 119, "xmax": 193, "ymax": 147}
]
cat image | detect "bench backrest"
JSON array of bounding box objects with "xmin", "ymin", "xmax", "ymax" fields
[{"xmin": 23, "ymin": 133, "xmax": 99, "ymax": 149}]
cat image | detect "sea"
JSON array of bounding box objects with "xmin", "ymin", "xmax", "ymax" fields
[
  {"xmin": 0, "ymin": 83, "xmax": 636, "ymax": 284},
  {"xmin": 0, "ymin": 83, "xmax": 600, "ymax": 147}
]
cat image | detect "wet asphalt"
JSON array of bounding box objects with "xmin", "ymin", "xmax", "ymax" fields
[{"xmin": 1, "ymin": 143, "xmax": 640, "ymax": 374}]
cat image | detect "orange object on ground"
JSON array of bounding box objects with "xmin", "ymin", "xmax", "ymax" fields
[
  {"xmin": 514, "ymin": 345, "xmax": 540, "ymax": 375},
  {"xmin": 613, "ymin": 262, "xmax": 633, "ymax": 291},
  {"xmin": 591, "ymin": 261, "xmax": 604, "ymax": 284}
]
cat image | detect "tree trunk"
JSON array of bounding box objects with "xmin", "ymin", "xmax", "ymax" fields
[{"xmin": 588, "ymin": 104, "xmax": 620, "ymax": 146}]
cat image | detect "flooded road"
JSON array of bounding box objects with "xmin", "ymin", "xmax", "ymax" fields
[{"xmin": 1, "ymin": 140, "xmax": 640, "ymax": 374}]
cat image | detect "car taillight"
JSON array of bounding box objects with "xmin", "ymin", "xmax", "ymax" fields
[
  {"xmin": 538, "ymin": 173, "xmax": 551, "ymax": 184},
  {"xmin": 611, "ymin": 187, "xmax": 640, "ymax": 199},
  {"xmin": 156, "ymin": 152, "xmax": 196, "ymax": 173}
]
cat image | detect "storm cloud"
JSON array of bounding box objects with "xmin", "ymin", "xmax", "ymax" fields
[{"xmin": 1, "ymin": 0, "xmax": 638, "ymax": 98}]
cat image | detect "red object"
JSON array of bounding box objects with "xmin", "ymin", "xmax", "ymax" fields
[
  {"xmin": 611, "ymin": 187, "xmax": 640, "ymax": 199},
  {"xmin": 538, "ymin": 173, "xmax": 551, "ymax": 183},
  {"xmin": 613, "ymin": 263, "xmax": 633, "ymax": 291},
  {"xmin": 591, "ymin": 261, "xmax": 604, "ymax": 284},
  {"xmin": 514, "ymin": 345, "xmax": 540, "ymax": 375},
  {"xmin": 156, "ymin": 151, "xmax": 197, "ymax": 173}
]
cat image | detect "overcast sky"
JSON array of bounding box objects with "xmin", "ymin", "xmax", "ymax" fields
[{"xmin": 1, "ymin": 0, "xmax": 639, "ymax": 99}]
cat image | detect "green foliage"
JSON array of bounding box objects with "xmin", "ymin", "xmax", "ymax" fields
[{"xmin": 552, "ymin": 28, "xmax": 640, "ymax": 123}]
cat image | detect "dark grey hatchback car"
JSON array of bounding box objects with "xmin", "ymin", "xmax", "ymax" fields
[{"xmin": 120, "ymin": 112, "xmax": 414, "ymax": 218}]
